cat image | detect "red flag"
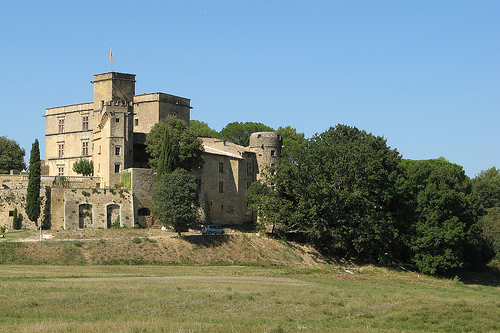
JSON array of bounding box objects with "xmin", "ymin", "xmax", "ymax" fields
[{"xmin": 110, "ymin": 48, "xmax": 113, "ymax": 62}]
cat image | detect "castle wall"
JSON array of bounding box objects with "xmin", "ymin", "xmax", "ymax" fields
[
  {"xmin": 133, "ymin": 93, "xmax": 191, "ymax": 134},
  {"xmin": 128, "ymin": 168, "xmax": 156, "ymax": 227},
  {"xmin": 197, "ymin": 140, "xmax": 257, "ymax": 225},
  {"xmin": 45, "ymin": 102, "xmax": 94, "ymax": 177}
]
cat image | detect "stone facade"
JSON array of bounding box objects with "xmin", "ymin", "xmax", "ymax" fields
[{"xmin": 0, "ymin": 71, "xmax": 282, "ymax": 229}]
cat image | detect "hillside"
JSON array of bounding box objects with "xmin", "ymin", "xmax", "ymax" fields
[{"xmin": 0, "ymin": 228, "xmax": 329, "ymax": 267}]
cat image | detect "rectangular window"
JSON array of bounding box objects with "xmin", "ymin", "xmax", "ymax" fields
[
  {"xmin": 114, "ymin": 163, "xmax": 120, "ymax": 174},
  {"xmin": 219, "ymin": 162, "xmax": 224, "ymax": 173},
  {"xmin": 247, "ymin": 162, "xmax": 253, "ymax": 175},
  {"xmin": 218, "ymin": 181, "xmax": 224, "ymax": 193},
  {"xmin": 9, "ymin": 211, "xmax": 14, "ymax": 217},
  {"xmin": 58, "ymin": 143, "xmax": 64, "ymax": 158},
  {"xmin": 58, "ymin": 167, "xmax": 64, "ymax": 176},
  {"xmin": 135, "ymin": 119, "xmax": 139, "ymax": 126},
  {"xmin": 271, "ymin": 150, "xmax": 275, "ymax": 156},
  {"xmin": 82, "ymin": 141, "xmax": 89, "ymax": 156},
  {"xmin": 82, "ymin": 115, "xmax": 89, "ymax": 131},
  {"xmin": 115, "ymin": 118, "xmax": 120, "ymax": 123},
  {"xmin": 58, "ymin": 118, "xmax": 65, "ymax": 133},
  {"xmin": 115, "ymin": 146, "xmax": 121, "ymax": 156}
]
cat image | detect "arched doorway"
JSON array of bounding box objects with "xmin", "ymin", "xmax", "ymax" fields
[
  {"xmin": 78, "ymin": 204, "xmax": 92, "ymax": 228},
  {"xmin": 137, "ymin": 207, "xmax": 151, "ymax": 227},
  {"xmin": 107, "ymin": 204, "xmax": 120, "ymax": 228}
]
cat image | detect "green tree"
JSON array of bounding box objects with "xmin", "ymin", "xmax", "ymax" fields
[
  {"xmin": 0, "ymin": 136, "xmax": 26, "ymax": 174},
  {"xmin": 25, "ymin": 139, "xmax": 41, "ymax": 227},
  {"xmin": 472, "ymin": 167, "xmax": 500, "ymax": 210},
  {"xmin": 190, "ymin": 120, "xmax": 220, "ymax": 138},
  {"xmin": 399, "ymin": 159, "xmax": 492, "ymax": 275},
  {"xmin": 471, "ymin": 167, "xmax": 500, "ymax": 259},
  {"xmin": 152, "ymin": 168, "xmax": 199, "ymax": 238},
  {"xmin": 259, "ymin": 124, "xmax": 401, "ymax": 262},
  {"xmin": 482, "ymin": 207, "xmax": 500, "ymax": 258},
  {"xmin": 219, "ymin": 122, "xmax": 275, "ymax": 146},
  {"xmin": 245, "ymin": 178, "xmax": 295, "ymax": 235},
  {"xmin": 145, "ymin": 116, "xmax": 204, "ymax": 175},
  {"xmin": 156, "ymin": 127, "xmax": 179, "ymax": 177},
  {"xmin": 12, "ymin": 207, "xmax": 20, "ymax": 230},
  {"xmin": 72, "ymin": 159, "xmax": 94, "ymax": 176}
]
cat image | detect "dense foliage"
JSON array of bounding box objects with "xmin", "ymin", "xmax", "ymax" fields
[
  {"xmin": 152, "ymin": 168, "xmax": 200, "ymax": 237},
  {"xmin": 190, "ymin": 120, "xmax": 220, "ymax": 138},
  {"xmin": 247, "ymin": 124, "xmax": 494, "ymax": 275},
  {"xmin": 145, "ymin": 116, "xmax": 204, "ymax": 176},
  {"xmin": 249, "ymin": 125, "xmax": 402, "ymax": 262},
  {"xmin": 25, "ymin": 139, "xmax": 41, "ymax": 226},
  {"xmin": 0, "ymin": 136, "xmax": 26, "ymax": 174},
  {"xmin": 72, "ymin": 159, "xmax": 93, "ymax": 176},
  {"xmin": 219, "ymin": 122, "xmax": 275, "ymax": 146},
  {"xmin": 472, "ymin": 167, "xmax": 500, "ymax": 259},
  {"xmin": 398, "ymin": 159, "xmax": 491, "ymax": 275}
]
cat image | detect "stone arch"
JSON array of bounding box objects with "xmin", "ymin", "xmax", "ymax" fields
[
  {"xmin": 106, "ymin": 204, "xmax": 121, "ymax": 228},
  {"xmin": 78, "ymin": 203, "xmax": 93, "ymax": 228},
  {"xmin": 136, "ymin": 207, "xmax": 151, "ymax": 228}
]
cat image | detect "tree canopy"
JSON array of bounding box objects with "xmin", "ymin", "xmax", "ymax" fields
[
  {"xmin": 72, "ymin": 159, "xmax": 93, "ymax": 176},
  {"xmin": 190, "ymin": 120, "xmax": 220, "ymax": 138},
  {"xmin": 249, "ymin": 124, "xmax": 402, "ymax": 262},
  {"xmin": 398, "ymin": 159, "xmax": 491, "ymax": 275},
  {"xmin": 0, "ymin": 136, "xmax": 26, "ymax": 174},
  {"xmin": 152, "ymin": 168, "xmax": 200, "ymax": 237},
  {"xmin": 145, "ymin": 116, "xmax": 204, "ymax": 176},
  {"xmin": 219, "ymin": 122, "xmax": 275, "ymax": 146}
]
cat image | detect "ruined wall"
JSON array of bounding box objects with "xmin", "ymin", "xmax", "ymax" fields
[
  {"xmin": 0, "ymin": 187, "xmax": 50, "ymax": 230},
  {"xmin": 56, "ymin": 187, "xmax": 134, "ymax": 229}
]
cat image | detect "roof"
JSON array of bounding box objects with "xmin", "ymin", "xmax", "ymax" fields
[{"xmin": 200, "ymin": 137, "xmax": 255, "ymax": 160}]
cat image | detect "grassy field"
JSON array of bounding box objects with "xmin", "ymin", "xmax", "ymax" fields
[
  {"xmin": 1, "ymin": 264, "xmax": 500, "ymax": 332},
  {"xmin": 1, "ymin": 229, "xmax": 500, "ymax": 332}
]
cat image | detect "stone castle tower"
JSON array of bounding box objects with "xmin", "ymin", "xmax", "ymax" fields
[
  {"xmin": 92, "ymin": 72, "xmax": 136, "ymax": 187},
  {"xmin": 248, "ymin": 132, "xmax": 282, "ymax": 179}
]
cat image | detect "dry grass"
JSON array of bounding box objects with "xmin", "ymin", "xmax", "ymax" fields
[
  {"xmin": 0, "ymin": 229, "xmax": 327, "ymax": 267},
  {"xmin": 0, "ymin": 265, "xmax": 499, "ymax": 332},
  {"xmin": 1, "ymin": 229, "xmax": 500, "ymax": 332}
]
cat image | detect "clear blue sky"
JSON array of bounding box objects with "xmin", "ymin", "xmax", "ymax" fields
[{"xmin": 1, "ymin": 1, "xmax": 498, "ymax": 177}]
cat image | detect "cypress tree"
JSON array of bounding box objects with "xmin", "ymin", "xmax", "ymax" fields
[
  {"xmin": 157, "ymin": 128, "xmax": 179, "ymax": 177},
  {"xmin": 12, "ymin": 207, "xmax": 19, "ymax": 230},
  {"xmin": 25, "ymin": 139, "xmax": 41, "ymax": 227}
]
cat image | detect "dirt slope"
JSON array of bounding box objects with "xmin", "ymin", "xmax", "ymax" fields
[{"xmin": 0, "ymin": 229, "xmax": 328, "ymax": 266}]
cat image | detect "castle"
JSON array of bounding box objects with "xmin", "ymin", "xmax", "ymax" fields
[{"xmin": 0, "ymin": 72, "xmax": 281, "ymax": 230}]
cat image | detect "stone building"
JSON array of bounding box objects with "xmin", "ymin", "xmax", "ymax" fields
[{"xmin": 0, "ymin": 71, "xmax": 281, "ymax": 230}]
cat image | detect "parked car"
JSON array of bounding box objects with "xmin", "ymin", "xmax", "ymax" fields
[{"xmin": 202, "ymin": 225, "xmax": 225, "ymax": 235}]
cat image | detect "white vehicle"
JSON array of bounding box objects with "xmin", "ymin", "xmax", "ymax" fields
[{"xmin": 201, "ymin": 225, "xmax": 225, "ymax": 235}]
